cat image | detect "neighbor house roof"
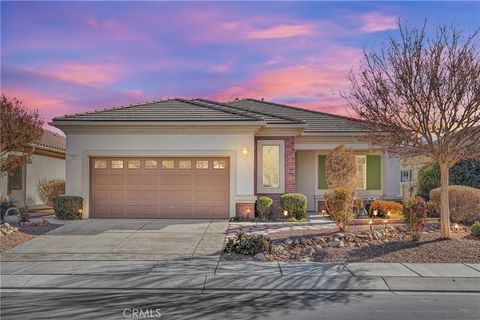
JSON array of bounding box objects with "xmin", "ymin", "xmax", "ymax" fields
[
  {"xmin": 226, "ymin": 98, "xmax": 366, "ymax": 134},
  {"xmin": 33, "ymin": 129, "xmax": 66, "ymax": 152},
  {"xmin": 52, "ymin": 98, "xmax": 262, "ymax": 123}
]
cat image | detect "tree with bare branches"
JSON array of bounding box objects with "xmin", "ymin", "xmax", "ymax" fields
[
  {"xmin": 0, "ymin": 94, "xmax": 43, "ymax": 173},
  {"xmin": 343, "ymin": 22, "xmax": 480, "ymax": 238}
]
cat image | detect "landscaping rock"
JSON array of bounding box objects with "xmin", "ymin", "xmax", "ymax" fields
[
  {"xmin": 254, "ymin": 253, "xmax": 268, "ymax": 261},
  {"xmin": 339, "ymin": 240, "xmax": 345, "ymax": 248}
]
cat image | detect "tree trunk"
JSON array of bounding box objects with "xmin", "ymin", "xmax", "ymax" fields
[{"xmin": 439, "ymin": 162, "xmax": 451, "ymax": 239}]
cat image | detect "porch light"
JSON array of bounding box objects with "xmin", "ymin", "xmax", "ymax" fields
[{"xmin": 242, "ymin": 146, "xmax": 249, "ymax": 156}]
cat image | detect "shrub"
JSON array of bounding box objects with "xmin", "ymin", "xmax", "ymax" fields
[
  {"xmin": 256, "ymin": 196, "xmax": 273, "ymax": 220},
  {"xmin": 370, "ymin": 200, "xmax": 403, "ymax": 218},
  {"xmin": 417, "ymin": 160, "xmax": 480, "ymax": 199},
  {"xmin": 430, "ymin": 185, "xmax": 480, "ymax": 223},
  {"xmin": 403, "ymin": 196, "xmax": 428, "ymax": 241},
  {"xmin": 325, "ymin": 145, "xmax": 357, "ymax": 190},
  {"xmin": 53, "ymin": 196, "xmax": 83, "ymax": 220},
  {"xmin": 470, "ymin": 222, "xmax": 480, "ymax": 237},
  {"xmin": 324, "ymin": 187, "xmax": 355, "ymax": 231},
  {"xmin": 36, "ymin": 178, "xmax": 65, "ymax": 207},
  {"xmin": 280, "ymin": 193, "xmax": 307, "ymax": 220},
  {"xmin": 224, "ymin": 232, "xmax": 272, "ymax": 255}
]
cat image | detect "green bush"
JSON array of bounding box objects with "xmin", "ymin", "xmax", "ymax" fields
[
  {"xmin": 430, "ymin": 185, "xmax": 480, "ymax": 223},
  {"xmin": 417, "ymin": 163, "xmax": 441, "ymax": 199},
  {"xmin": 256, "ymin": 196, "xmax": 273, "ymax": 220},
  {"xmin": 470, "ymin": 222, "xmax": 480, "ymax": 237},
  {"xmin": 417, "ymin": 160, "xmax": 480, "ymax": 199},
  {"xmin": 280, "ymin": 193, "xmax": 307, "ymax": 220},
  {"xmin": 324, "ymin": 187, "xmax": 355, "ymax": 231},
  {"xmin": 53, "ymin": 196, "xmax": 83, "ymax": 220},
  {"xmin": 224, "ymin": 232, "xmax": 272, "ymax": 255}
]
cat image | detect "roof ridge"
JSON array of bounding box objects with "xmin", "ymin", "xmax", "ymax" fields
[
  {"xmin": 182, "ymin": 98, "xmax": 262, "ymax": 121},
  {"xmin": 199, "ymin": 98, "xmax": 305, "ymax": 124},
  {"xmin": 241, "ymin": 98, "xmax": 363, "ymax": 123}
]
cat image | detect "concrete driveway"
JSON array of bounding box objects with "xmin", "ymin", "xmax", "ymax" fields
[{"xmin": 1, "ymin": 219, "xmax": 228, "ymax": 263}]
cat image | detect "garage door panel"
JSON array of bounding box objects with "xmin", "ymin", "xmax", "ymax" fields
[{"xmin": 91, "ymin": 157, "xmax": 229, "ymax": 218}]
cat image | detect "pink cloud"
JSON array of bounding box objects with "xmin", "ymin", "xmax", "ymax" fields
[
  {"xmin": 43, "ymin": 63, "xmax": 122, "ymax": 86},
  {"xmin": 358, "ymin": 12, "xmax": 397, "ymax": 32},
  {"xmin": 245, "ymin": 24, "xmax": 314, "ymax": 39}
]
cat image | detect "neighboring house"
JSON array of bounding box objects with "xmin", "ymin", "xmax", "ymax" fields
[
  {"xmin": 400, "ymin": 155, "xmax": 433, "ymax": 198},
  {"xmin": 0, "ymin": 130, "xmax": 66, "ymax": 207},
  {"xmin": 51, "ymin": 98, "xmax": 400, "ymax": 219}
]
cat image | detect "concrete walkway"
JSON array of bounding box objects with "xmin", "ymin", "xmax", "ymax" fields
[{"xmin": 2, "ymin": 261, "xmax": 479, "ymax": 293}]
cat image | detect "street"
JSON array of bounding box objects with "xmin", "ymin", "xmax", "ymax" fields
[{"xmin": 1, "ymin": 289, "xmax": 479, "ymax": 320}]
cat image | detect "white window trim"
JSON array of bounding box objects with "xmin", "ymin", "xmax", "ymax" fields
[
  {"xmin": 257, "ymin": 140, "xmax": 285, "ymax": 194},
  {"xmin": 355, "ymin": 155, "xmax": 367, "ymax": 190}
]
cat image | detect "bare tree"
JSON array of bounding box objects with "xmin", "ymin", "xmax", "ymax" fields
[
  {"xmin": 343, "ymin": 22, "xmax": 480, "ymax": 238},
  {"xmin": 0, "ymin": 95, "xmax": 43, "ymax": 173}
]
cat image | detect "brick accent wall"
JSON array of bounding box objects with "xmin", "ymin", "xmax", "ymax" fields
[
  {"xmin": 255, "ymin": 136, "xmax": 296, "ymax": 216},
  {"xmin": 236, "ymin": 203, "xmax": 255, "ymax": 218}
]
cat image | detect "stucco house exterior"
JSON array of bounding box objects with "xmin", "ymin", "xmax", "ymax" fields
[
  {"xmin": 0, "ymin": 129, "xmax": 66, "ymax": 207},
  {"xmin": 51, "ymin": 98, "xmax": 400, "ymax": 219}
]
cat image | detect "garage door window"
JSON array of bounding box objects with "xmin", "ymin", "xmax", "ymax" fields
[
  {"xmin": 128, "ymin": 160, "xmax": 141, "ymax": 169},
  {"xmin": 145, "ymin": 160, "xmax": 158, "ymax": 169},
  {"xmin": 196, "ymin": 160, "xmax": 209, "ymax": 169},
  {"xmin": 213, "ymin": 160, "xmax": 226, "ymax": 169},
  {"xmin": 162, "ymin": 160, "xmax": 175, "ymax": 169},
  {"xmin": 112, "ymin": 160, "xmax": 124, "ymax": 169},
  {"xmin": 94, "ymin": 160, "xmax": 106, "ymax": 169},
  {"xmin": 179, "ymin": 160, "xmax": 192, "ymax": 169}
]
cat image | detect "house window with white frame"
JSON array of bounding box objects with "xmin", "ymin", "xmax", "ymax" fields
[
  {"xmin": 257, "ymin": 140, "xmax": 285, "ymax": 193},
  {"xmin": 355, "ymin": 155, "xmax": 367, "ymax": 190},
  {"xmin": 401, "ymin": 169, "xmax": 412, "ymax": 182}
]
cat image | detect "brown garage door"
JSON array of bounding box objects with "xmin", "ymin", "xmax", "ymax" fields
[{"xmin": 90, "ymin": 157, "xmax": 229, "ymax": 218}]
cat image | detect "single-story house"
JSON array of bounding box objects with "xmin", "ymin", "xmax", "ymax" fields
[
  {"xmin": 0, "ymin": 129, "xmax": 66, "ymax": 207},
  {"xmin": 51, "ymin": 98, "xmax": 400, "ymax": 219}
]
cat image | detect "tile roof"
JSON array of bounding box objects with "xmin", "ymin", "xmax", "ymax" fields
[
  {"xmin": 192, "ymin": 99, "xmax": 305, "ymax": 125},
  {"xmin": 226, "ymin": 98, "xmax": 367, "ymax": 133},
  {"xmin": 33, "ymin": 129, "xmax": 66, "ymax": 152},
  {"xmin": 52, "ymin": 98, "xmax": 262, "ymax": 122}
]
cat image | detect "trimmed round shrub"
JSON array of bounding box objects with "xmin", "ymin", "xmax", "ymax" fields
[
  {"xmin": 470, "ymin": 221, "xmax": 480, "ymax": 237},
  {"xmin": 280, "ymin": 193, "xmax": 307, "ymax": 220},
  {"xmin": 430, "ymin": 185, "xmax": 480, "ymax": 223},
  {"xmin": 224, "ymin": 232, "xmax": 272, "ymax": 255},
  {"xmin": 53, "ymin": 196, "xmax": 83, "ymax": 220},
  {"xmin": 256, "ymin": 196, "xmax": 273, "ymax": 220},
  {"xmin": 417, "ymin": 159, "xmax": 480, "ymax": 199},
  {"xmin": 370, "ymin": 200, "xmax": 403, "ymax": 218},
  {"xmin": 324, "ymin": 187, "xmax": 355, "ymax": 231}
]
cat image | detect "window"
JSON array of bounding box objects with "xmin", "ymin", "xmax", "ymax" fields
[
  {"xmin": 257, "ymin": 140, "xmax": 285, "ymax": 193},
  {"xmin": 111, "ymin": 160, "xmax": 124, "ymax": 169},
  {"xmin": 355, "ymin": 156, "xmax": 367, "ymax": 190},
  {"xmin": 262, "ymin": 145, "xmax": 280, "ymax": 188},
  {"xmin": 144, "ymin": 160, "xmax": 158, "ymax": 169},
  {"xmin": 179, "ymin": 160, "xmax": 192, "ymax": 169},
  {"xmin": 8, "ymin": 166, "xmax": 22, "ymax": 191},
  {"xmin": 213, "ymin": 160, "xmax": 226, "ymax": 169},
  {"xmin": 128, "ymin": 160, "xmax": 141, "ymax": 169},
  {"xmin": 161, "ymin": 160, "xmax": 174, "ymax": 169},
  {"xmin": 401, "ymin": 169, "xmax": 412, "ymax": 182},
  {"xmin": 94, "ymin": 160, "xmax": 106, "ymax": 169},
  {"xmin": 196, "ymin": 160, "xmax": 209, "ymax": 169}
]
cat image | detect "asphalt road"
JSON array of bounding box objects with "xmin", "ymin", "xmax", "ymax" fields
[{"xmin": 1, "ymin": 290, "xmax": 479, "ymax": 320}]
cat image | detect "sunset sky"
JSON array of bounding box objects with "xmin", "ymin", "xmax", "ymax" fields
[{"xmin": 1, "ymin": 1, "xmax": 479, "ymax": 131}]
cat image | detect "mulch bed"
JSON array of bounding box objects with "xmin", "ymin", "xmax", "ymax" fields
[
  {"xmin": 222, "ymin": 223, "xmax": 480, "ymax": 263},
  {"xmin": 0, "ymin": 223, "xmax": 62, "ymax": 252}
]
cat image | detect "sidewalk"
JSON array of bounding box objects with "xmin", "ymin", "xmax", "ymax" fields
[{"xmin": 2, "ymin": 261, "xmax": 479, "ymax": 293}]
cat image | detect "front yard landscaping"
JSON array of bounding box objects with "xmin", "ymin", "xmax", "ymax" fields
[
  {"xmin": 223, "ymin": 222, "xmax": 480, "ymax": 263},
  {"xmin": 0, "ymin": 220, "xmax": 61, "ymax": 252}
]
